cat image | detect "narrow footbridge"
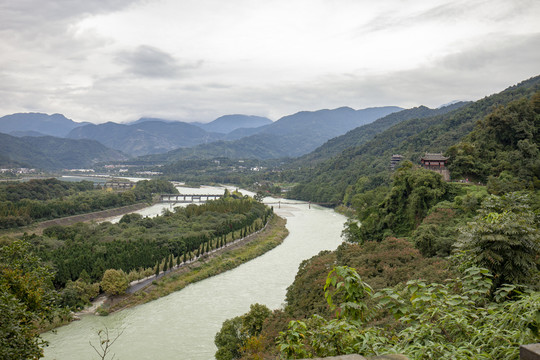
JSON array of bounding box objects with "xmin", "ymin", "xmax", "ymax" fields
[
  {"xmin": 159, "ymin": 193, "xmax": 223, "ymax": 203},
  {"xmin": 264, "ymin": 200, "xmax": 338, "ymax": 209}
]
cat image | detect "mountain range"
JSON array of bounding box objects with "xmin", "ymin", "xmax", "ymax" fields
[
  {"xmin": 0, "ymin": 133, "xmax": 127, "ymax": 169},
  {"xmin": 287, "ymin": 75, "xmax": 540, "ymax": 203},
  {"xmin": 0, "ymin": 106, "xmax": 402, "ymax": 162},
  {"xmin": 291, "ymin": 102, "xmax": 469, "ymax": 166},
  {"xmin": 0, "ymin": 113, "xmax": 88, "ymax": 137},
  {"xmin": 145, "ymin": 106, "xmax": 403, "ymax": 161},
  {"xmin": 67, "ymin": 121, "xmax": 223, "ymax": 157},
  {"xmin": 193, "ymin": 115, "xmax": 272, "ymax": 133}
]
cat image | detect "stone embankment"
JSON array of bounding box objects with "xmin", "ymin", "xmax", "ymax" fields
[{"xmin": 125, "ymin": 221, "xmax": 270, "ymax": 294}]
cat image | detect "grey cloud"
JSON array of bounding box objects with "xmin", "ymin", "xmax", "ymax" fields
[
  {"xmin": 357, "ymin": 0, "xmax": 539, "ymax": 36},
  {"xmin": 358, "ymin": 1, "xmax": 471, "ymax": 34},
  {"xmin": 440, "ymin": 33, "xmax": 540, "ymax": 71},
  {"xmin": 116, "ymin": 45, "xmax": 203, "ymax": 78},
  {"xmin": 0, "ymin": 0, "xmax": 140, "ymax": 31}
]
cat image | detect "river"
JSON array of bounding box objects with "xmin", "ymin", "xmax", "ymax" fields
[{"xmin": 42, "ymin": 188, "xmax": 346, "ymax": 360}]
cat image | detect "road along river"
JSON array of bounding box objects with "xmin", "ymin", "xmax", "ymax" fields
[{"xmin": 42, "ymin": 191, "xmax": 346, "ymax": 360}]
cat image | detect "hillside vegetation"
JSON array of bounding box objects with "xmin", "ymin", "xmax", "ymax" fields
[
  {"xmin": 287, "ymin": 75, "xmax": 540, "ymax": 204},
  {"xmin": 0, "ymin": 133, "xmax": 127, "ymax": 169},
  {"xmin": 292, "ymin": 102, "xmax": 467, "ymax": 166},
  {"xmin": 214, "ymin": 76, "xmax": 540, "ymax": 360}
]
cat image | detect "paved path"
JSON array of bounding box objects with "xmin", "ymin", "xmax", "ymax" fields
[{"xmin": 125, "ymin": 224, "xmax": 268, "ymax": 294}]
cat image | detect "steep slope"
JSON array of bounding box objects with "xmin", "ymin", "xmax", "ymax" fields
[
  {"xmin": 0, "ymin": 113, "xmax": 88, "ymax": 137},
  {"xmin": 293, "ymin": 102, "xmax": 468, "ymax": 166},
  {"xmin": 67, "ymin": 120, "xmax": 223, "ymax": 156},
  {"xmin": 150, "ymin": 106, "xmax": 402, "ymax": 161},
  {"xmin": 288, "ymin": 75, "xmax": 540, "ymax": 203},
  {"xmin": 0, "ymin": 133, "xmax": 128, "ymax": 169}
]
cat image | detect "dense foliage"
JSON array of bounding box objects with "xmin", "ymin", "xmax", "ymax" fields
[
  {"xmin": 456, "ymin": 192, "xmax": 540, "ymax": 289},
  {"xmin": 292, "ymin": 102, "xmax": 467, "ymax": 167},
  {"xmin": 0, "ymin": 178, "xmax": 176, "ymax": 228},
  {"xmin": 277, "ymin": 266, "xmax": 540, "ymax": 359},
  {"xmin": 448, "ymin": 92, "xmax": 540, "ymax": 190},
  {"xmin": 30, "ymin": 195, "xmax": 272, "ymax": 289},
  {"xmin": 354, "ymin": 163, "xmax": 458, "ymax": 242},
  {"xmin": 0, "ymin": 239, "xmax": 59, "ymax": 360},
  {"xmin": 214, "ymin": 77, "xmax": 540, "ymax": 360},
  {"xmin": 286, "ymin": 75, "xmax": 540, "ymax": 204},
  {"xmin": 215, "ymin": 303, "xmax": 272, "ymax": 360},
  {"xmin": 0, "ymin": 132, "xmax": 127, "ymax": 169}
]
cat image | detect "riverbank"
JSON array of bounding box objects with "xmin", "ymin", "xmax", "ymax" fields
[
  {"xmin": 98, "ymin": 214, "xmax": 288, "ymax": 314},
  {"xmin": 2, "ymin": 201, "xmax": 153, "ymax": 237}
]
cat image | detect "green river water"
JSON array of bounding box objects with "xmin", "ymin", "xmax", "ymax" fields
[{"xmin": 42, "ymin": 193, "xmax": 346, "ymax": 360}]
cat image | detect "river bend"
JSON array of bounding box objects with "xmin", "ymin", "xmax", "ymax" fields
[{"xmin": 43, "ymin": 195, "xmax": 346, "ymax": 360}]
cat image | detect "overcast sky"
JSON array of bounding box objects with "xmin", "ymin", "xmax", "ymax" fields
[{"xmin": 1, "ymin": 0, "xmax": 539, "ymax": 124}]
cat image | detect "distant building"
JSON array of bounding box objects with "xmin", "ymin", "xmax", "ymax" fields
[
  {"xmin": 420, "ymin": 153, "xmax": 450, "ymax": 181},
  {"xmin": 390, "ymin": 154, "xmax": 404, "ymax": 170}
]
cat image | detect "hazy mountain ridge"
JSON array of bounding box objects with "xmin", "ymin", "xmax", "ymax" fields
[
  {"xmin": 0, "ymin": 133, "xmax": 128, "ymax": 169},
  {"xmin": 67, "ymin": 121, "xmax": 223, "ymax": 157},
  {"xmin": 148, "ymin": 106, "xmax": 403, "ymax": 161},
  {"xmin": 287, "ymin": 75, "xmax": 540, "ymax": 203},
  {"xmin": 1, "ymin": 107, "xmax": 401, "ymax": 159},
  {"xmin": 293, "ymin": 102, "xmax": 469, "ymax": 166},
  {"xmin": 0, "ymin": 113, "xmax": 89, "ymax": 137},
  {"xmin": 194, "ymin": 114, "xmax": 273, "ymax": 133}
]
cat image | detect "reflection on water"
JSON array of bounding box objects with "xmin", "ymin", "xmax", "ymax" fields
[{"xmin": 42, "ymin": 188, "xmax": 345, "ymax": 360}]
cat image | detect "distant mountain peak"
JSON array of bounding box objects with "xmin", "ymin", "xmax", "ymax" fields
[
  {"xmin": 196, "ymin": 114, "xmax": 273, "ymax": 134},
  {"xmin": 0, "ymin": 112, "xmax": 88, "ymax": 138},
  {"xmin": 438, "ymin": 100, "xmax": 465, "ymax": 109}
]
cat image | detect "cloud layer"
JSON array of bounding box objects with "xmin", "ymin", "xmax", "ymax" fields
[{"xmin": 1, "ymin": 0, "xmax": 539, "ymax": 123}]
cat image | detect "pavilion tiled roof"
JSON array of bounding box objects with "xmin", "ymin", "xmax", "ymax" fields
[{"xmin": 421, "ymin": 153, "xmax": 449, "ymax": 161}]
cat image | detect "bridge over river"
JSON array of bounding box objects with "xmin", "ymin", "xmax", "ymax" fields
[
  {"xmin": 265, "ymin": 200, "xmax": 338, "ymax": 209},
  {"xmin": 159, "ymin": 193, "xmax": 337, "ymax": 208},
  {"xmin": 159, "ymin": 193, "xmax": 223, "ymax": 203}
]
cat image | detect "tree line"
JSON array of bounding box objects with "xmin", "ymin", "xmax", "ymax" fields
[{"xmin": 0, "ymin": 178, "xmax": 177, "ymax": 228}]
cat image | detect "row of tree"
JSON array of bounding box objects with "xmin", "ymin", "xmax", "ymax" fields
[{"xmin": 30, "ymin": 195, "xmax": 272, "ymax": 289}]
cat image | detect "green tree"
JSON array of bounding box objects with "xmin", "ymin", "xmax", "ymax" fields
[
  {"xmin": 0, "ymin": 239, "xmax": 58, "ymax": 360},
  {"xmin": 163, "ymin": 257, "xmax": 168, "ymax": 272},
  {"xmin": 215, "ymin": 303, "xmax": 272, "ymax": 360},
  {"xmin": 456, "ymin": 192, "xmax": 540, "ymax": 288},
  {"xmin": 215, "ymin": 317, "xmax": 244, "ymax": 360},
  {"xmin": 100, "ymin": 269, "xmax": 129, "ymax": 296},
  {"xmin": 355, "ymin": 163, "xmax": 453, "ymax": 242},
  {"xmin": 254, "ymin": 191, "xmax": 265, "ymax": 202}
]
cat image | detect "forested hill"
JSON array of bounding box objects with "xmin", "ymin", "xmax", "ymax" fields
[
  {"xmin": 0, "ymin": 133, "xmax": 128, "ymax": 169},
  {"xmin": 142, "ymin": 106, "xmax": 402, "ymax": 161},
  {"xmin": 292, "ymin": 102, "xmax": 468, "ymax": 166},
  {"xmin": 67, "ymin": 120, "xmax": 224, "ymax": 157},
  {"xmin": 0, "ymin": 112, "xmax": 87, "ymax": 137},
  {"xmin": 288, "ymin": 75, "xmax": 540, "ymax": 203}
]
